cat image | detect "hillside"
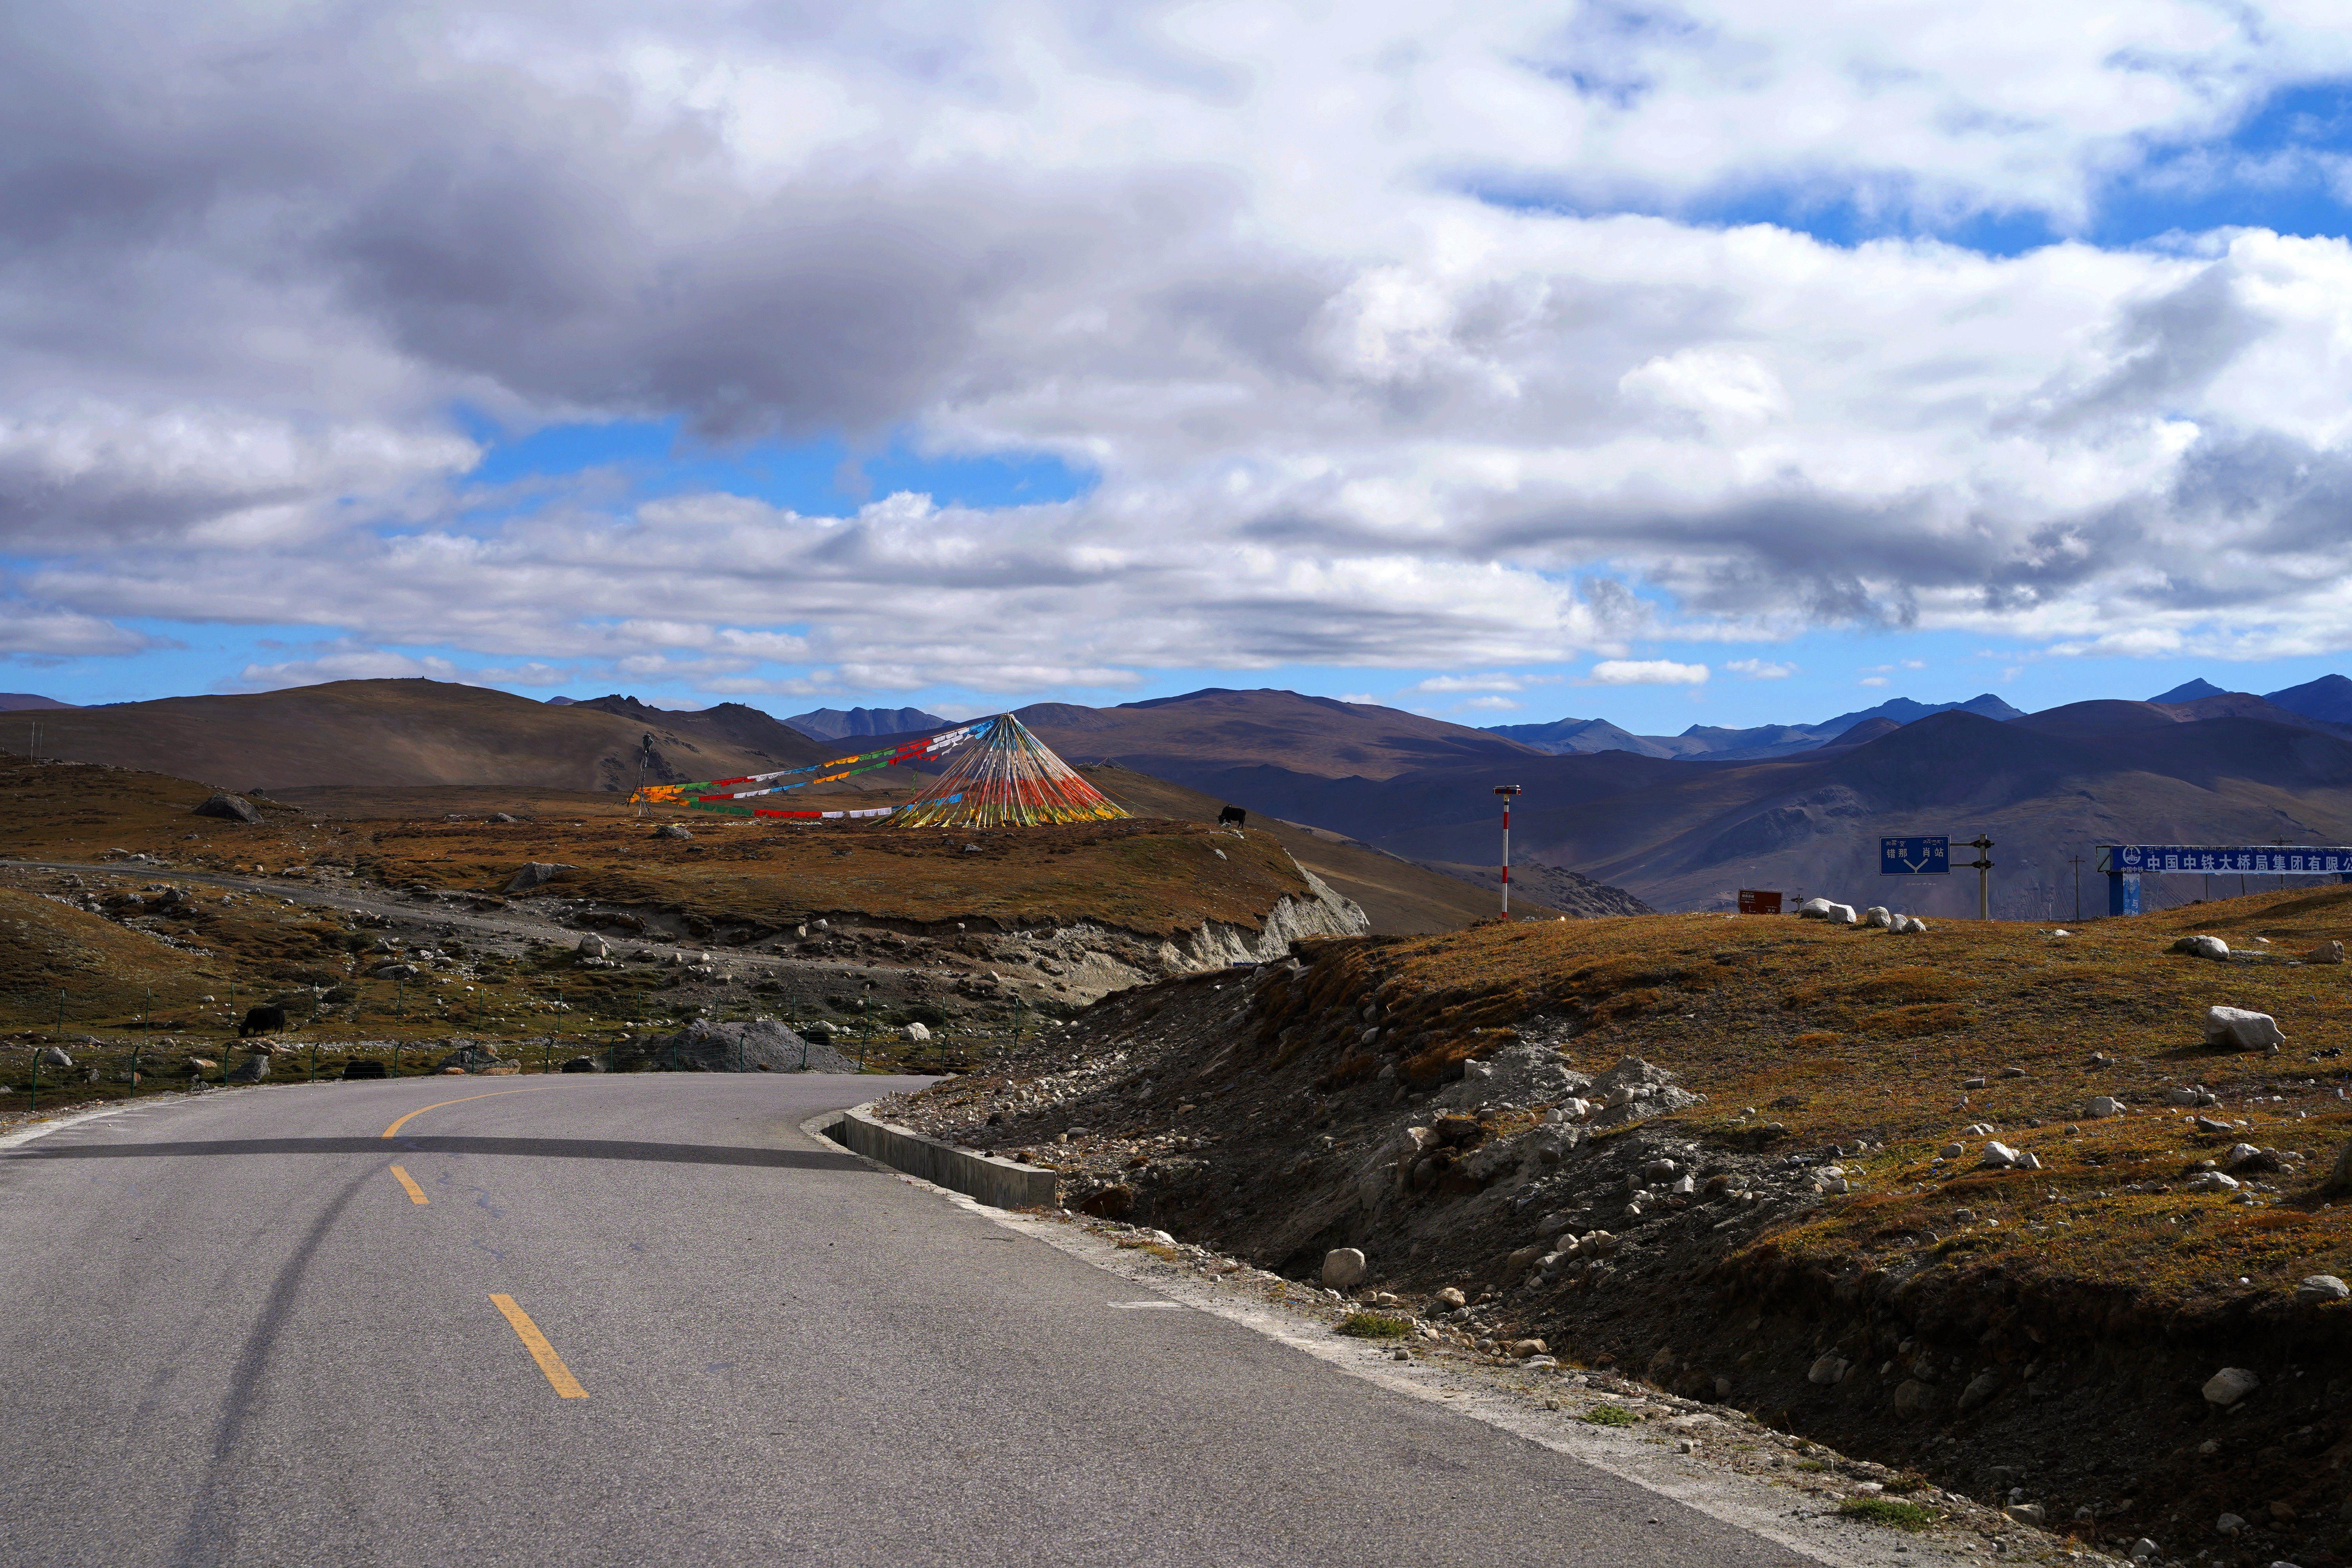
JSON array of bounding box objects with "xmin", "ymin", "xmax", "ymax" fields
[
  {"xmin": 879, "ymin": 886, "xmax": 2352, "ymax": 1559},
  {"xmin": 0, "ymin": 679, "xmax": 833, "ymax": 793},
  {"xmin": 1016, "ymin": 688, "xmax": 1544, "ymax": 782},
  {"xmin": 1178, "ymin": 706, "xmax": 2352, "ymax": 920}
]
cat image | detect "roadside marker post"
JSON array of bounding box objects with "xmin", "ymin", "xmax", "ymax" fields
[{"xmin": 1493, "ymin": 785, "xmax": 1522, "ymax": 916}]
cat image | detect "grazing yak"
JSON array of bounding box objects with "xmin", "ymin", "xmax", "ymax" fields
[
  {"xmin": 1216, "ymin": 805, "xmax": 1247, "ymax": 830},
  {"xmin": 238, "ymin": 1004, "xmax": 288, "ymax": 1038}
]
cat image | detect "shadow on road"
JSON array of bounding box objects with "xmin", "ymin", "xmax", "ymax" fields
[{"xmin": 4, "ymin": 1136, "xmax": 872, "ymax": 1169}]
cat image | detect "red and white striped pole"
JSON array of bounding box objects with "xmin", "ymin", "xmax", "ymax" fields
[{"xmin": 1494, "ymin": 784, "xmax": 1521, "ymax": 917}]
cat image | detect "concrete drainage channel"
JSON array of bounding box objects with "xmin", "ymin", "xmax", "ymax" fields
[{"xmin": 820, "ymin": 1103, "xmax": 1059, "ymax": 1210}]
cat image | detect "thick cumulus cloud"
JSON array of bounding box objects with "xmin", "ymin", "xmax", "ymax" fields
[{"xmin": 11, "ymin": 0, "xmax": 2352, "ymax": 690}]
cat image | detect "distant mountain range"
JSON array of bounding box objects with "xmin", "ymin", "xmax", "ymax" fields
[
  {"xmin": 19, "ymin": 672, "xmax": 2352, "ymax": 921},
  {"xmin": 780, "ymin": 706, "xmax": 950, "ymax": 742},
  {"xmin": 0, "ymin": 693, "xmax": 78, "ymax": 710}
]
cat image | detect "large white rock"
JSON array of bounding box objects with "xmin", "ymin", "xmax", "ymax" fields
[
  {"xmin": 1824, "ymin": 903, "xmax": 1858, "ymax": 925},
  {"xmin": 1806, "ymin": 1354, "xmax": 1849, "ymax": 1386},
  {"xmin": 2202, "ymin": 1006, "xmax": 2285, "ymax": 1051},
  {"xmin": 1979, "ymin": 1142, "xmax": 2020, "ymax": 1169},
  {"xmin": 1864, "ymin": 906, "xmax": 1893, "ymax": 929},
  {"xmin": 1321, "ymin": 1248, "xmax": 1368, "ymax": 1290},
  {"xmin": 2084, "ymin": 1096, "xmax": 2126, "ymax": 1118},
  {"xmin": 2297, "ymin": 1274, "xmax": 2350, "ymax": 1303},
  {"xmin": 2172, "ymin": 934, "xmax": 2230, "ymax": 961},
  {"xmin": 2201, "ymin": 1367, "xmax": 2260, "ymax": 1406},
  {"xmin": 2186, "ymin": 1170, "xmax": 2240, "ymax": 1193},
  {"xmin": 904, "ymin": 1022, "xmax": 932, "ymax": 1042},
  {"xmin": 575, "ymin": 933, "xmax": 611, "ymax": 958}
]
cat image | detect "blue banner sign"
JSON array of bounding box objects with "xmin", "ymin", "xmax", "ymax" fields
[
  {"xmin": 1880, "ymin": 836, "xmax": 1950, "ymax": 875},
  {"xmin": 2096, "ymin": 844, "xmax": 2352, "ymax": 875}
]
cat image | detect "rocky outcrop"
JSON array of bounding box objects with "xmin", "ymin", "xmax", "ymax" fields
[{"xmin": 1156, "ymin": 869, "xmax": 1369, "ymax": 971}]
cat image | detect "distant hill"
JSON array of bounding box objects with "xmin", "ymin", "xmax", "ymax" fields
[
  {"xmin": 2149, "ymin": 678, "xmax": 2228, "ymax": 703},
  {"xmin": 0, "ymin": 693, "xmax": 76, "ymax": 711},
  {"xmin": 1192, "ymin": 701, "xmax": 2352, "ymax": 920},
  {"xmin": 2268, "ymin": 674, "xmax": 2352, "ymax": 725},
  {"xmin": 1484, "ymin": 691, "xmax": 2025, "ymax": 760},
  {"xmin": 1016, "ymin": 688, "xmax": 1543, "ymax": 783},
  {"xmin": 784, "ymin": 705, "xmax": 950, "ymax": 741},
  {"xmin": 0, "ymin": 679, "xmax": 833, "ymax": 792}
]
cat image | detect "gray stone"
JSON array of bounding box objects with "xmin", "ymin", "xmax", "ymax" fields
[
  {"xmin": 2015, "ymin": 1151, "xmax": 2042, "ymax": 1170},
  {"xmin": 1958, "ymin": 1372, "xmax": 2001, "ymax": 1412},
  {"xmin": 652, "ymin": 823, "xmax": 692, "ymax": 840},
  {"xmin": 1806, "ymin": 1354, "xmax": 1849, "ymax": 1386},
  {"xmin": 2002, "ymin": 1502, "xmax": 2045, "ymax": 1526},
  {"xmin": 373, "ymin": 962, "xmax": 420, "ymax": 980},
  {"xmin": 2187, "ymin": 1171, "xmax": 2241, "ymax": 1193},
  {"xmin": 617, "ymin": 1017, "xmax": 854, "ymax": 1073},
  {"xmin": 2203, "ymin": 1006, "xmax": 2285, "ymax": 1051},
  {"xmin": 192, "ymin": 792, "xmax": 263, "ymax": 825},
  {"xmin": 1321, "ymin": 1248, "xmax": 1368, "ymax": 1289},
  {"xmin": 2202, "ymin": 1367, "xmax": 2260, "ymax": 1406},
  {"xmin": 2307, "ymin": 940, "xmax": 2345, "ymax": 964},
  {"xmin": 1979, "ymin": 1142, "xmax": 2019, "ymax": 1169},
  {"xmin": 2296, "ymin": 1274, "xmax": 2350, "ymax": 1304},
  {"xmin": 2214, "ymin": 1512, "xmax": 2245, "ymax": 1535},
  {"xmin": 226, "ymin": 1053, "xmax": 270, "ymax": 1083},
  {"xmin": 2167, "ymin": 1087, "xmax": 2203, "ymax": 1105},
  {"xmin": 1864, "ymin": 905, "xmax": 1892, "ymax": 929},
  {"xmin": 503, "ymin": 861, "xmax": 575, "ymax": 894},
  {"xmin": 33, "ymin": 1046, "xmax": 72, "ymax": 1068},
  {"xmin": 2085, "ymin": 1096, "xmax": 2126, "ymax": 1118},
  {"xmin": 2126, "ymin": 1541, "xmax": 2158, "ymax": 1562},
  {"xmin": 1939, "ymin": 1141, "xmax": 1965, "ymax": 1159},
  {"xmin": 1892, "ymin": 1378, "xmax": 1935, "ymax": 1414},
  {"xmin": 575, "ymin": 934, "xmax": 611, "ymax": 958},
  {"xmin": 904, "ymin": 1022, "xmax": 932, "ymax": 1043},
  {"xmin": 2172, "ymin": 934, "xmax": 2230, "ymax": 960}
]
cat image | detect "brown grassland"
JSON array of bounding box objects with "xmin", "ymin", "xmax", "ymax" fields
[{"xmin": 1273, "ymin": 889, "xmax": 2352, "ymax": 1319}]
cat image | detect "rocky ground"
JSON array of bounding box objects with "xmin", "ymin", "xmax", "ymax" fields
[{"xmin": 877, "ymin": 908, "xmax": 2352, "ymax": 1568}]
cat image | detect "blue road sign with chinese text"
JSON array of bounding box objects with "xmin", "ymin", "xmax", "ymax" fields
[
  {"xmin": 1880, "ymin": 837, "xmax": 1950, "ymax": 875},
  {"xmin": 2095, "ymin": 845, "xmax": 2352, "ymax": 875}
]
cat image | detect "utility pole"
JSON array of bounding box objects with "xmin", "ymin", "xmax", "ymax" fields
[
  {"xmin": 1965, "ymin": 836, "xmax": 1994, "ymax": 920},
  {"xmin": 1493, "ymin": 785, "xmax": 1522, "ymax": 917},
  {"xmin": 2067, "ymin": 855, "xmax": 2084, "ymax": 922}
]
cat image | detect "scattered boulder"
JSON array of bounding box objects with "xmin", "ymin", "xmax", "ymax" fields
[
  {"xmin": 2171, "ymin": 934, "xmax": 2230, "ymax": 960},
  {"xmin": 1978, "ymin": 1142, "xmax": 2020, "ymax": 1169},
  {"xmin": 615, "ymin": 1017, "xmax": 855, "ymax": 1073},
  {"xmin": 1322, "ymin": 1248, "xmax": 1368, "ymax": 1289},
  {"xmin": 1892, "ymin": 1379, "xmax": 1936, "ymax": 1414},
  {"xmin": 1863, "ymin": 906, "xmax": 1893, "ymax": 929},
  {"xmin": 1958, "ymin": 1372, "xmax": 2002, "ymax": 1412},
  {"xmin": 373, "ymin": 962, "xmax": 420, "ymax": 981},
  {"xmin": 2307, "ymin": 941, "xmax": 2345, "ymax": 965},
  {"xmin": 490, "ymin": 812, "xmax": 520, "ymax": 824},
  {"xmin": 652, "ymin": 823, "xmax": 692, "ymax": 840},
  {"xmin": 559, "ymin": 1056, "xmax": 603, "ymax": 1074},
  {"xmin": 2002, "ymin": 1503, "xmax": 2045, "ymax": 1526},
  {"xmin": 2127, "ymin": 1541, "xmax": 2159, "ymax": 1561},
  {"xmin": 503, "ymin": 862, "xmax": 575, "ymax": 894},
  {"xmin": 1432, "ymin": 1287, "xmax": 1467, "ymax": 1310},
  {"xmin": 1823, "ymin": 903, "xmax": 1857, "ymax": 925},
  {"xmin": 1938, "ymin": 1142, "xmax": 1965, "ymax": 1159},
  {"xmin": 192, "ymin": 792, "xmax": 263, "ymax": 825},
  {"xmin": 1504, "ymin": 1338, "xmax": 1548, "ymax": 1359},
  {"xmin": 2202, "ymin": 1006, "xmax": 2284, "ymax": 1051},
  {"xmin": 2296, "ymin": 1275, "xmax": 2350, "ymax": 1304},
  {"xmin": 2084, "ymin": 1096, "xmax": 2126, "ymax": 1118},
  {"xmin": 904, "ymin": 1022, "xmax": 932, "ymax": 1043},
  {"xmin": 576, "ymin": 934, "xmax": 611, "ymax": 959},
  {"xmin": 226, "ymin": 1053, "xmax": 270, "ymax": 1083},
  {"xmin": 1806, "ymin": 1354, "xmax": 1849, "ymax": 1386},
  {"xmin": 2186, "ymin": 1171, "xmax": 2241, "ymax": 1193},
  {"xmin": 2214, "ymin": 1513, "xmax": 2245, "ymax": 1536},
  {"xmin": 2202, "ymin": 1367, "xmax": 2261, "ymax": 1406},
  {"xmin": 435, "ymin": 1042, "xmax": 504, "ymax": 1073},
  {"xmin": 2223, "ymin": 1142, "xmax": 2279, "ymax": 1172}
]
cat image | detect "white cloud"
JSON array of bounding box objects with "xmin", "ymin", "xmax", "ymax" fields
[
  {"xmin": 1724, "ymin": 658, "xmax": 1796, "ymax": 679},
  {"xmin": 1587, "ymin": 659, "xmax": 1709, "ymax": 686},
  {"xmin": 1859, "ymin": 676, "xmax": 1891, "ymax": 687},
  {"xmin": 11, "ymin": 2, "xmax": 2352, "ymax": 694},
  {"xmin": 1459, "ymin": 695, "xmax": 1523, "ymax": 711},
  {"xmin": 1415, "ymin": 671, "xmax": 1535, "ymax": 693}
]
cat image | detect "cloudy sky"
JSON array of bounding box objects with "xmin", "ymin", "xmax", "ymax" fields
[{"xmin": 11, "ymin": 0, "xmax": 2352, "ymax": 734}]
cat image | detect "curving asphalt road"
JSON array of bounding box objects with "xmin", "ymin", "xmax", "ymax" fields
[{"xmin": 0, "ymin": 1076, "xmax": 1807, "ymax": 1567}]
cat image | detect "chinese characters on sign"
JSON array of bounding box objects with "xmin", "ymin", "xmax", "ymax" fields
[
  {"xmin": 1879, "ymin": 837, "xmax": 1951, "ymax": 875},
  {"xmin": 2094, "ymin": 845, "xmax": 2352, "ymax": 875}
]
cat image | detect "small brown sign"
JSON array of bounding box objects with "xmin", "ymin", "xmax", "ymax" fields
[{"xmin": 1737, "ymin": 889, "xmax": 1782, "ymax": 915}]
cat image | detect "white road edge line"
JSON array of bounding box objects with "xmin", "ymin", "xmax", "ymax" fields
[{"xmin": 801, "ymin": 1107, "xmax": 1949, "ymax": 1568}]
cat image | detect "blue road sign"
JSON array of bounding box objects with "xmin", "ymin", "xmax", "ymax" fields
[
  {"xmin": 1880, "ymin": 836, "xmax": 1950, "ymax": 875},
  {"xmin": 2095, "ymin": 844, "xmax": 2352, "ymax": 875}
]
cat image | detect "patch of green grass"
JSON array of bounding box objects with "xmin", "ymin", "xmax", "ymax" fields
[
  {"xmin": 1582, "ymin": 1403, "xmax": 1640, "ymax": 1427},
  {"xmin": 1794, "ymin": 1459, "xmax": 1829, "ymax": 1472},
  {"xmin": 1838, "ymin": 1497, "xmax": 1937, "ymax": 1532},
  {"xmin": 1335, "ymin": 1312, "xmax": 1412, "ymax": 1340},
  {"xmin": 1882, "ymin": 1475, "xmax": 1928, "ymax": 1495}
]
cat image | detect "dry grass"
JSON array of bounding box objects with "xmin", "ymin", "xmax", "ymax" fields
[{"xmin": 1271, "ymin": 891, "xmax": 2352, "ymax": 1316}]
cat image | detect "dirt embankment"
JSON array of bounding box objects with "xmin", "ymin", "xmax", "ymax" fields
[{"xmin": 884, "ymin": 896, "xmax": 2352, "ymax": 1568}]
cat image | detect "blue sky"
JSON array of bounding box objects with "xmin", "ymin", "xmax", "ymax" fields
[{"xmin": 9, "ymin": 3, "xmax": 2352, "ymax": 737}]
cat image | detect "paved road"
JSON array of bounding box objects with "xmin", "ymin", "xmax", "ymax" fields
[{"xmin": 0, "ymin": 1076, "xmax": 1802, "ymax": 1567}]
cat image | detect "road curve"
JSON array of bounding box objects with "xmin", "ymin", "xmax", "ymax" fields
[{"xmin": 0, "ymin": 1076, "xmax": 1806, "ymax": 1567}]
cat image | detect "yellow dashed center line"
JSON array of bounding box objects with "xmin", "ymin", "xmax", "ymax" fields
[
  {"xmin": 388, "ymin": 1165, "xmax": 428, "ymax": 1204},
  {"xmin": 379, "ymin": 1087, "xmax": 545, "ymax": 1140},
  {"xmin": 490, "ymin": 1295, "xmax": 589, "ymax": 1398}
]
